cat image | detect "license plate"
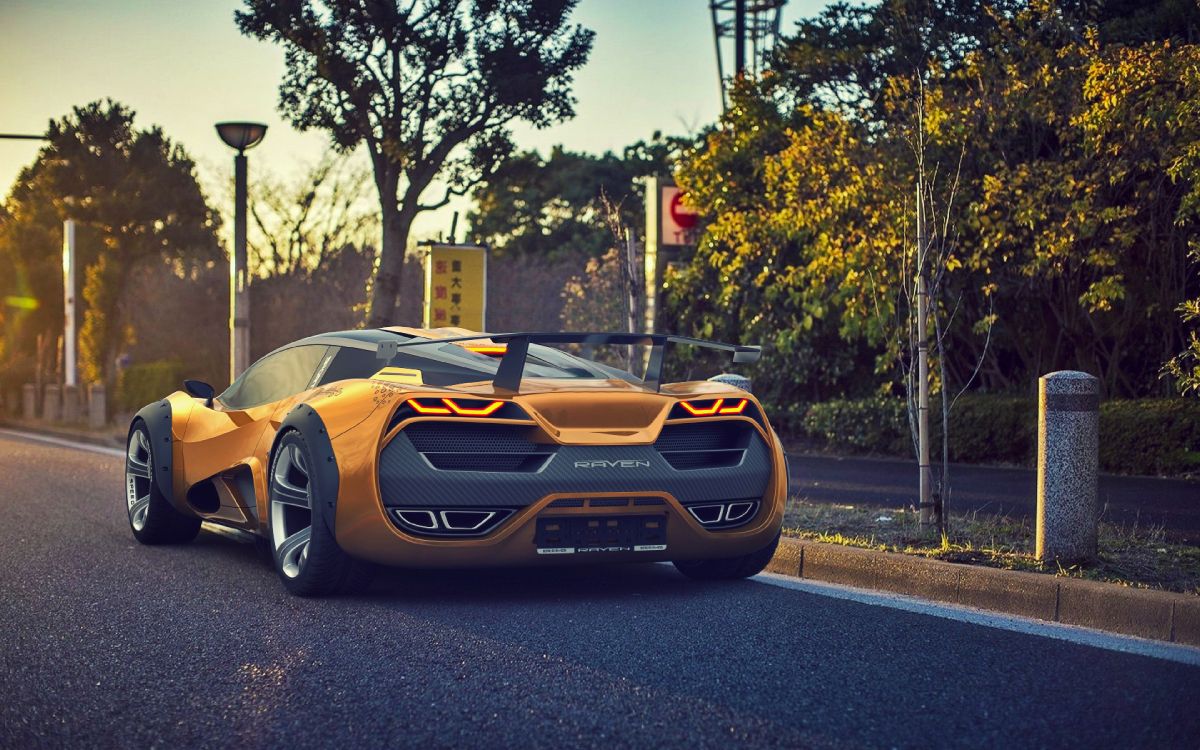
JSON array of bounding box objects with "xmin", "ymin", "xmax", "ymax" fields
[{"xmin": 535, "ymin": 515, "xmax": 667, "ymax": 555}]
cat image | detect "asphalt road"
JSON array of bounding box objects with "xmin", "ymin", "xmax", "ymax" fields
[
  {"xmin": 2, "ymin": 431, "xmax": 1199, "ymax": 749},
  {"xmin": 788, "ymin": 453, "xmax": 1200, "ymax": 542}
]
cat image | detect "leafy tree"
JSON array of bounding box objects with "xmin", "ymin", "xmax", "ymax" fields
[
  {"xmin": 469, "ymin": 147, "xmax": 634, "ymax": 259},
  {"xmin": 467, "ymin": 134, "xmax": 692, "ymax": 259},
  {"xmin": 0, "ymin": 100, "xmax": 219, "ymax": 387},
  {"xmin": 236, "ymin": 0, "xmax": 594, "ymax": 326},
  {"xmin": 667, "ymin": 1, "xmax": 1200, "ymax": 403}
]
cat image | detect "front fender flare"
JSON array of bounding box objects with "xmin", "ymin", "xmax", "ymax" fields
[
  {"xmin": 131, "ymin": 400, "xmax": 180, "ymax": 511},
  {"xmin": 271, "ymin": 403, "xmax": 340, "ymax": 534}
]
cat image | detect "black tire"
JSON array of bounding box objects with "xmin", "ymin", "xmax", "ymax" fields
[
  {"xmin": 125, "ymin": 420, "xmax": 201, "ymax": 544},
  {"xmin": 672, "ymin": 532, "xmax": 781, "ymax": 581},
  {"xmin": 267, "ymin": 430, "xmax": 373, "ymax": 597}
]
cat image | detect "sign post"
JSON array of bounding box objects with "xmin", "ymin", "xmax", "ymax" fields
[
  {"xmin": 423, "ymin": 244, "xmax": 488, "ymax": 330},
  {"xmin": 643, "ymin": 177, "xmax": 699, "ymax": 334}
]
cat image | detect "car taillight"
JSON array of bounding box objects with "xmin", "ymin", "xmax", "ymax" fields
[
  {"xmin": 407, "ymin": 398, "xmax": 505, "ymax": 417},
  {"xmin": 677, "ymin": 398, "xmax": 749, "ymax": 416}
]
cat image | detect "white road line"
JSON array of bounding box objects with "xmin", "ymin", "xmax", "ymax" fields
[
  {"xmin": 753, "ymin": 571, "xmax": 1200, "ymax": 667},
  {"xmin": 0, "ymin": 428, "xmax": 124, "ymax": 458}
]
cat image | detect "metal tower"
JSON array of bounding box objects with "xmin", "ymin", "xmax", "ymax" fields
[{"xmin": 709, "ymin": 0, "xmax": 786, "ymax": 108}]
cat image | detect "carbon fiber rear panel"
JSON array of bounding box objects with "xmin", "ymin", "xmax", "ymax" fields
[{"xmin": 377, "ymin": 420, "xmax": 773, "ymax": 508}]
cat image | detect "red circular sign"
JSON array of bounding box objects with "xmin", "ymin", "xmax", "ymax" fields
[{"xmin": 669, "ymin": 191, "xmax": 699, "ymax": 230}]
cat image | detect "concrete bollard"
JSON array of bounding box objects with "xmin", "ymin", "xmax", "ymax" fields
[
  {"xmin": 708, "ymin": 373, "xmax": 753, "ymax": 393},
  {"xmin": 88, "ymin": 383, "xmax": 107, "ymax": 429},
  {"xmin": 62, "ymin": 385, "xmax": 80, "ymax": 424},
  {"xmin": 42, "ymin": 384, "xmax": 61, "ymax": 422},
  {"xmin": 1036, "ymin": 371, "xmax": 1099, "ymax": 563},
  {"xmin": 22, "ymin": 384, "xmax": 37, "ymax": 420}
]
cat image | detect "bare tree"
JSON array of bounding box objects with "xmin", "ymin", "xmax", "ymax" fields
[
  {"xmin": 891, "ymin": 77, "xmax": 995, "ymax": 536},
  {"xmin": 247, "ymin": 153, "xmax": 379, "ymax": 277},
  {"xmin": 237, "ymin": 0, "xmax": 594, "ymax": 326}
]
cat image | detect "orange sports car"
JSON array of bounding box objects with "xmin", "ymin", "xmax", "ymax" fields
[{"xmin": 124, "ymin": 328, "xmax": 787, "ymax": 596}]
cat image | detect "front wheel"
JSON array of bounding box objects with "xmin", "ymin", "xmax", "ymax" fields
[
  {"xmin": 267, "ymin": 430, "xmax": 373, "ymax": 597},
  {"xmin": 672, "ymin": 532, "xmax": 781, "ymax": 581},
  {"xmin": 125, "ymin": 421, "xmax": 200, "ymax": 544}
]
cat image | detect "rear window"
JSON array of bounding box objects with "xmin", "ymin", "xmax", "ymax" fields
[{"xmin": 317, "ymin": 342, "xmax": 638, "ymax": 387}]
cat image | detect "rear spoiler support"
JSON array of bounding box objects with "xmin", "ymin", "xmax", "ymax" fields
[{"xmin": 376, "ymin": 331, "xmax": 760, "ymax": 393}]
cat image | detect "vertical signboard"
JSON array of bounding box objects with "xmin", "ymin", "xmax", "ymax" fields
[{"xmin": 423, "ymin": 244, "xmax": 488, "ymax": 330}]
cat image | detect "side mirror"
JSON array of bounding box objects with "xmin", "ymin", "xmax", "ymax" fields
[{"xmin": 183, "ymin": 379, "xmax": 216, "ymax": 408}]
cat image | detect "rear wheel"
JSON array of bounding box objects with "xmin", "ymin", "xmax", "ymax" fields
[
  {"xmin": 268, "ymin": 430, "xmax": 373, "ymax": 597},
  {"xmin": 672, "ymin": 532, "xmax": 781, "ymax": 581},
  {"xmin": 125, "ymin": 421, "xmax": 200, "ymax": 544}
]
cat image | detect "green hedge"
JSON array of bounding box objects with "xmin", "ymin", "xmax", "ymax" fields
[
  {"xmin": 118, "ymin": 359, "xmax": 184, "ymax": 412},
  {"xmin": 1099, "ymin": 399, "xmax": 1200, "ymax": 476},
  {"xmin": 782, "ymin": 394, "xmax": 1200, "ymax": 477}
]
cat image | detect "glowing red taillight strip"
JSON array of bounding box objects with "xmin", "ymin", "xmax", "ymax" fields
[
  {"xmin": 408, "ymin": 399, "xmax": 452, "ymax": 415},
  {"xmin": 407, "ymin": 398, "xmax": 504, "ymax": 417},
  {"xmin": 718, "ymin": 399, "xmax": 748, "ymax": 415},
  {"xmin": 679, "ymin": 398, "xmax": 724, "ymax": 416},
  {"xmin": 444, "ymin": 399, "xmax": 504, "ymax": 416},
  {"xmin": 679, "ymin": 398, "xmax": 748, "ymax": 416}
]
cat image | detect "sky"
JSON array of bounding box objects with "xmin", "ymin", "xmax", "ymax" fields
[{"xmin": 0, "ymin": 0, "xmax": 829, "ymax": 240}]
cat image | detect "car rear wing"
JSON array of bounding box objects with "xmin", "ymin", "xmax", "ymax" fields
[{"xmin": 375, "ymin": 332, "xmax": 761, "ymax": 393}]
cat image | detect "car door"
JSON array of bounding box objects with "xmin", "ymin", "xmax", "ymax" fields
[{"xmin": 177, "ymin": 345, "xmax": 330, "ymax": 513}]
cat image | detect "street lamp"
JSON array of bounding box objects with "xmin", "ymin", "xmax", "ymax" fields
[{"xmin": 215, "ymin": 121, "xmax": 267, "ymax": 383}]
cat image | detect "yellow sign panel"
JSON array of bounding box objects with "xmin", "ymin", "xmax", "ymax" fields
[{"xmin": 423, "ymin": 244, "xmax": 487, "ymax": 330}]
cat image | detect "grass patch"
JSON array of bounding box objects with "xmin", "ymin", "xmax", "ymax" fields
[{"xmin": 783, "ymin": 498, "xmax": 1200, "ymax": 595}]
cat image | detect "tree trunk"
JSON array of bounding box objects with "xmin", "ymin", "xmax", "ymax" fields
[{"xmin": 367, "ymin": 200, "xmax": 411, "ymax": 327}]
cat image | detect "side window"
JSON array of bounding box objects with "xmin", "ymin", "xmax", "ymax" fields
[
  {"xmin": 219, "ymin": 345, "xmax": 329, "ymax": 409},
  {"xmin": 318, "ymin": 347, "xmax": 382, "ymax": 385}
]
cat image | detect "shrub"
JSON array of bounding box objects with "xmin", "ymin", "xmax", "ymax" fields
[
  {"xmin": 801, "ymin": 396, "xmax": 909, "ymax": 455},
  {"xmin": 785, "ymin": 394, "xmax": 1200, "ymax": 477},
  {"xmin": 1099, "ymin": 399, "xmax": 1200, "ymax": 476},
  {"xmin": 118, "ymin": 359, "xmax": 184, "ymax": 412},
  {"xmin": 941, "ymin": 395, "xmax": 1036, "ymax": 465}
]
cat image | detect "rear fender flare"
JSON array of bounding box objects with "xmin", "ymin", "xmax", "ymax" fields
[{"xmin": 271, "ymin": 404, "xmax": 339, "ymax": 534}]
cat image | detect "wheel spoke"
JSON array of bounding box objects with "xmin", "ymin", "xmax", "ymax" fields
[
  {"xmin": 272, "ymin": 482, "xmax": 310, "ymax": 508},
  {"xmin": 130, "ymin": 494, "xmax": 150, "ymax": 530},
  {"xmin": 277, "ymin": 526, "xmax": 310, "ymax": 577},
  {"xmin": 126, "ymin": 458, "xmax": 151, "ymax": 478},
  {"xmin": 272, "ymin": 444, "xmax": 310, "ymax": 508},
  {"xmin": 292, "ymin": 445, "xmax": 308, "ymax": 477}
]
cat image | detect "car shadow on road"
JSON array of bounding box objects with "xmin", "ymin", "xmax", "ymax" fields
[
  {"xmin": 184, "ymin": 523, "xmax": 732, "ymax": 605},
  {"xmin": 366, "ymin": 559, "xmax": 726, "ymax": 604}
]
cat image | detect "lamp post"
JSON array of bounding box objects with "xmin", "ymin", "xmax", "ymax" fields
[{"xmin": 215, "ymin": 122, "xmax": 267, "ymax": 383}]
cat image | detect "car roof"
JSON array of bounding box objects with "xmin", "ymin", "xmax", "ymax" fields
[{"xmin": 274, "ymin": 328, "xmax": 413, "ymax": 354}]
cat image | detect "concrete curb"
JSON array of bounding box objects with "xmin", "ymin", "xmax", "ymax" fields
[{"xmin": 768, "ymin": 537, "xmax": 1200, "ymax": 647}]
